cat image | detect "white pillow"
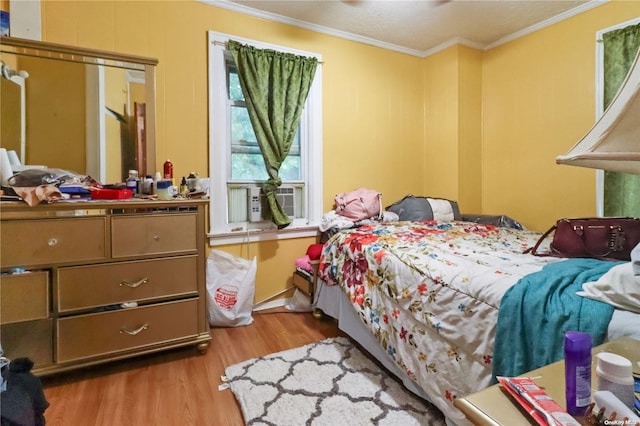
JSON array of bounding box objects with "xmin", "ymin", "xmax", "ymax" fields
[
  {"xmin": 632, "ymin": 242, "xmax": 640, "ymax": 275},
  {"xmin": 427, "ymin": 198, "xmax": 455, "ymax": 221},
  {"xmin": 577, "ymin": 263, "xmax": 640, "ymax": 313}
]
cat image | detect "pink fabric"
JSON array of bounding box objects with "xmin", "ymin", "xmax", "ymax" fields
[
  {"xmin": 295, "ymin": 255, "xmax": 313, "ymax": 272},
  {"xmin": 13, "ymin": 185, "xmax": 63, "ymax": 207}
]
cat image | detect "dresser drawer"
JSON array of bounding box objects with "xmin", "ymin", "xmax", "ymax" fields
[
  {"xmin": 292, "ymin": 271, "xmax": 313, "ymax": 296},
  {"xmin": 111, "ymin": 214, "xmax": 197, "ymax": 258},
  {"xmin": 1, "ymin": 319, "xmax": 53, "ymax": 367},
  {"xmin": 1, "ymin": 271, "xmax": 49, "ymax": 324},
  {"xmin": 56, "ymin": 299, "xmax": 199, "ymax": 362},
  {"xmin": 56, "ymin": 256, "xmax": 198, "ymax": 312},
  {"xmin": 1, "ymin": 217, "xmax": 107, "ymax": 267}
]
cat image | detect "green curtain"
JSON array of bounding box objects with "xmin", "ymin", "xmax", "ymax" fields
[
  {"xmin": 229, "ymin": 40, "xmax": 318, "ymax": 229},
  {"xmin": 602, "ymin": 24, "xmax": 640, "ymax": 217}
]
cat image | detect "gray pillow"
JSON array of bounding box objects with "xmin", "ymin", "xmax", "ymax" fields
[{"xmin": 386, "ymin": 195, "xmax": 461, "ymax": 221}]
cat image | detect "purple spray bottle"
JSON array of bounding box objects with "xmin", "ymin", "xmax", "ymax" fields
[{"xmin": 564, "ymin": 331, "xmax": 592, "ymax": 416}]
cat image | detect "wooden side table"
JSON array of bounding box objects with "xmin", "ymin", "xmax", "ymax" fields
[
  {"xmin": 292, "ymin": 260, "xmax": 321, "ymax": 318},
  {"xmin": 454, "ymin": 337, "xmax": 640, "ymax": 425}
]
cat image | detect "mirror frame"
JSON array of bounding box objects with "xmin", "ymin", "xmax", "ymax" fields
[{"xmin": 0, "ymin": 35, "xmax": 158, "ymax": 179}]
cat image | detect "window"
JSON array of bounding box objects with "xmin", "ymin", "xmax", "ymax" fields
[
  {"xmin": 207, "ymin": 31, "xmax": 323, "ymax": 245},
  {"xmin": 595, "ymin": 18, "xmax": 640, "ymax": 216},
  {"xmin": 227, "ymin": 62, "xmax": 302, "ymax": 182}
]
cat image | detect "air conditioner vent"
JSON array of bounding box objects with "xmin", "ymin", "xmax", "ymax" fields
[{"xmin": 247, "ymin": 186, "xmax": 300, "ymax": 222}]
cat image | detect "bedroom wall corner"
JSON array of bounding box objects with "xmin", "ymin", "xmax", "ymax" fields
[
  {"xmin": 422, "ymin": 45, "xmax": 483, "ymax": 214},
  {"xmin": 423, "ymin": 46, "xmax": 460, "ymax": 200},
  {"xmin": 481, "ymin": 1, "xmax": 640, "ymax": 232},
  {"xmin": 457, "ymin": 45, "xmax": 483, "ymax": 215}
]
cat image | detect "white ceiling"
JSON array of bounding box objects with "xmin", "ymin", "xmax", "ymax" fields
[{"xmin": 210, "ymin": 0, "xmax": 606, "ymax": 57}]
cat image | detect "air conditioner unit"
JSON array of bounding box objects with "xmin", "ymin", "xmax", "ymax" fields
[{"xmin": 247, "ymin": 186, "xmax": 297, "ymax": 222}]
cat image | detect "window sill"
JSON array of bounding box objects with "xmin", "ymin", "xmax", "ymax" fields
[{"xmin": 208, "ymin": 224, "xmax": 319, "ymax": 246}]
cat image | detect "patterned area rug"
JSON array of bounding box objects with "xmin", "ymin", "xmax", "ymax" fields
[{"xmin": 224, "ymin": 337, "xmax": 446, "ymax": 425}]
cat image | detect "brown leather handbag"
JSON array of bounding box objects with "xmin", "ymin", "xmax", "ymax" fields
[{"xmin": 525, "ymin": 217, "xmax": 640, "ymax": 261}]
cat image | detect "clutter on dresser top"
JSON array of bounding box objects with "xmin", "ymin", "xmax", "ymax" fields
[{"xmin": 0, "ymin": 160, "xmax": 209, "ymax": 207}]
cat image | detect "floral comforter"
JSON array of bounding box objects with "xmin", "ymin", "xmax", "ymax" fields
[{"xmin": 318, "ymin": 220, "xmax": 559, "ymax": 424}]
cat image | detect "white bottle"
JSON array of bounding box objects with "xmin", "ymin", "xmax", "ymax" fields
[
  {"xmin": 596, "ymin": 352, "xmax": 634, "ymax": 409},
  {"xmin": 144, "ymin": 175, "xmax": 153, "ymax": 195},
  {"xmin": 126, "ymin": 170, "xmax": 139, "ymax": 195},
  {"xmin": 153, "ymin": 172, "xmax": 162, "ymax": 196}
]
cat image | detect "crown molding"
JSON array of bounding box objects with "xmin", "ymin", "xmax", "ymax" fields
[
  {"xmin": 484, "ymin": 0, "xmax": 608, "ymax": 51},
  {"xmin": 202, "ymin": 0, "xmax": 609, "ymax": 58},
  {"xmin": 202, "ymin": 0, "xmax": 427, "ymax": 57}
]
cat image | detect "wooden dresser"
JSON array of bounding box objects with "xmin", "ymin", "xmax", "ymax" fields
[{"xmin": 0, "ymin": 199, "xmax": 211, "ymax": 376}]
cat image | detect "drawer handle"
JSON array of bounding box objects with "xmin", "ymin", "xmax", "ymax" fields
[
  {"xmin": 48, "ymin": 238, "xmax": 58, "ymax": 247},
  {"xmin": 119, "ymin": 277, "xmax": 149, "ymax": 288},
  {"xmin": 120, "ymin": 323, "xmax": 149, "ymax": 336},
  {"xmin": 153, "ymin": 233, "xmax": 160, "ymax": 241}
]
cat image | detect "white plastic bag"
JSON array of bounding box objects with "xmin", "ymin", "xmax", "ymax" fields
[
  {"xmin": 206, "ymin": 249, "xmax": 257, "ymax": 327},
  {"xmin": 285, "ymin": 288, "xmax": 313, "ymax": 312}
]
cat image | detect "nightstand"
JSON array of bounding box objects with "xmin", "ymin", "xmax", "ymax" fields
[
  {"xmin": 292, "ymin": 260, "xmax": 321, "ymax": 318},
  {"xmin": 454, "ymin": 337, "xmax": 640, "ymax": 425}
]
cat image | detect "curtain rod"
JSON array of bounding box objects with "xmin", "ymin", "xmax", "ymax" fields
[{"xmin": 212, "ymin": 40, "xmax": 324, "ymax": 63}]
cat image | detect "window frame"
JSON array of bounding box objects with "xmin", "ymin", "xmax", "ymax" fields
[
  {"xmin": 594, "ymin": 17, "xmax": 640, "ymax": 216},
  {"xmin": 207, "ymin": 31, "xmax": 323, "ymax": 245}
]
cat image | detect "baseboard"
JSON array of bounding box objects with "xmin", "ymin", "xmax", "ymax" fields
[{"xmin": 253, "ymin": 298, "xmax": 290, "ymax": 312}]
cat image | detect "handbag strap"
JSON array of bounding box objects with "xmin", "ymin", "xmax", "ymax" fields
[
  {"xmin": 357, "ymin": 193, "xmax": 382, "ymax": 220},
  {"xmin": 524, "ymin": 224, "xmax": 557, "ymax": 256}
]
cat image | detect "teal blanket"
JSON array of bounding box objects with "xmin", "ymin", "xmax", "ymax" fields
[{"xmin": 492, "ymin": 258, "xmax": 621, "ymax": 382}]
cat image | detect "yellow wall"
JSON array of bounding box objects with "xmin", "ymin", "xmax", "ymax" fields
[
  {"xmin": 423, "ymin": 45, "xmax": 483, "ymax": 213},
  {"xmin": 423, "ymin": 46, "xmax": 461, "ymax": 200},
  {"xmin": 0, "ymin": 79, "xmax": 21, "ymax": 154},
  {"xmin": 38, "ymin": 0, "xmax": 425, "ymax": 304},
  {"xmin": 35, "ymin": 0, "xmax": 640, "ymax": 304},
  {"xmin": 481, "ymin": 1, "xmax": 640, "ymax": 230},
  {"xmin": 457, "ymin": 46, "xmax": 483, "ymax": 214},
  {"xmin": 104, "ymin": 66, "xmax": 127, "ymax": 183},
  {"xmin": 23, "ymin": 56, "xmax": 85, "ymax": 170}
]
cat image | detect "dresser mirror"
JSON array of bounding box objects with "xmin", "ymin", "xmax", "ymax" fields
[{"xmin": 0, "ymin": 36, "xmax": 157, "ymax": 184}]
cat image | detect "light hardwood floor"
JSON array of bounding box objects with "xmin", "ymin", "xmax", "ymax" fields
[{"xmin": 41, "ymin": 309, "xmax": 342, "ymax": 426}]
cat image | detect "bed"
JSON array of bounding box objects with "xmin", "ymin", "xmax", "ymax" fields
[{"xmin": 314, "ymin": 219, "xmax": 640, "ymax": 426}]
